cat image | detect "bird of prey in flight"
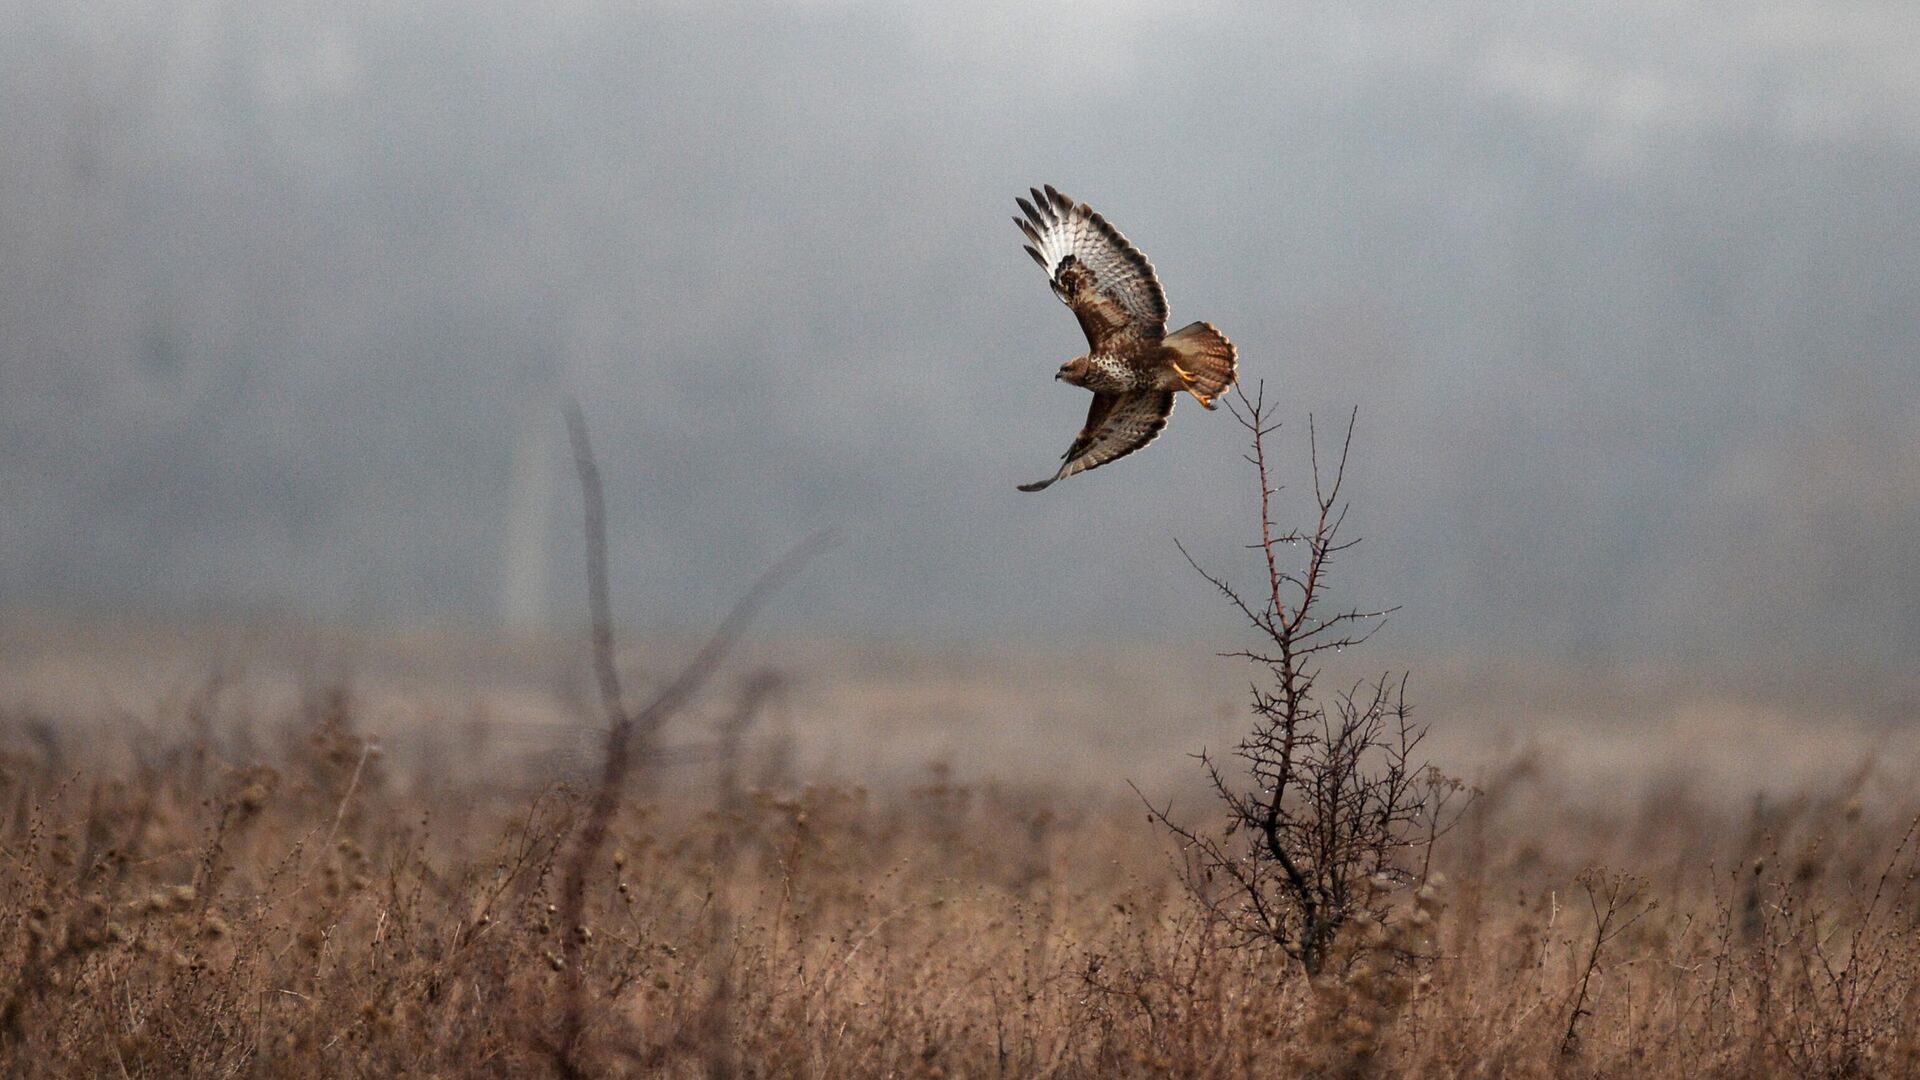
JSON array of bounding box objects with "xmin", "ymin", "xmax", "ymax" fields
[{"xmin": 1013, "ymin": 184, "xmax": 1238, "ymax": 492}]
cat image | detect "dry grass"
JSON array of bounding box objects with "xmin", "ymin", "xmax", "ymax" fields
[{"xmin": 2, "ymin": 664, "xmax": 1919, "ymax": 1078}]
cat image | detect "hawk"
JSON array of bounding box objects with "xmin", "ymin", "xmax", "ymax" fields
[{"xmin": 1013, "ymin": 184, "xmax": 1238, "ymax": 492}]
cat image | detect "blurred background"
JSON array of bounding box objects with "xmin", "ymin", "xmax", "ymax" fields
[{"xmin": 4, "ymin": 0, "xmax": 1918, "ymax": 691}]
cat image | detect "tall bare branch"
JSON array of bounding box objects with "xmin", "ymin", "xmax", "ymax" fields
[
  {"xmin": 1148, "ymin": 384, "xmax": 1473, "ymax": 975},
  {"xmin": 550, "ymin": 400, "xmax": 830, "ymax": 1076}
]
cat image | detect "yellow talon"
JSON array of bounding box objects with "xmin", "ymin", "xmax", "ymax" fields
[{"xmin": 1169, "ymin": 360, "xmax": 1216, "ymax": 407}]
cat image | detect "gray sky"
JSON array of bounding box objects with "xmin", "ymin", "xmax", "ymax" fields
[{"xmin": 4, "ymin": 0, "xmax": 1919, "ymax": 664}]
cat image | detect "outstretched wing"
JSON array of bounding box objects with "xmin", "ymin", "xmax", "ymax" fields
[
  {"xmin": 1015, "ymin": 185, "xmax": 1168, "ymax": 351},
  {"xmin": 1018, "ymin": 391, "xmax": 1176, "ymax": 492}
]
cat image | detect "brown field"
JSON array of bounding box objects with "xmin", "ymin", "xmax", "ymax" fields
[{"xmin": 3, "ymin": 620, "xmax": 1920, "ymax": 1077}]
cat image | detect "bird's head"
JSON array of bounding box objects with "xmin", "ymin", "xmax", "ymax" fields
[{"xmin": 1056, "ymin": 356, "xmax": 1090, "ymax": 385}]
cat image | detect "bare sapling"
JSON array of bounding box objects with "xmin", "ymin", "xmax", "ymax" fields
[{"xmin": 1144, "ymin": 384, "xmax": 1473, "ymax": 976}]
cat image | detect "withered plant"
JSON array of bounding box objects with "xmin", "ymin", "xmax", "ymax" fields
[
  {"xmin": 1146, "ymin": 385, "xmax": 1472, "ymax": 975},
  {"xmin": 550, "ymin": 403, "xmax": 826, "ymax": 1076},
  {"xmin": 1560, "ymin": 868, "xmax": 1656, "ymax": 1056},
  {"xmin": 1738, "ymin": 812, "xmax": 1920, "ymax": 1077}
]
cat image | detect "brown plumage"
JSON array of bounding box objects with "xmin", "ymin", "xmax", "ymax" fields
[{"xmin": 1013, "ymin": 185, "xmax": 1238, "ymax": 492}]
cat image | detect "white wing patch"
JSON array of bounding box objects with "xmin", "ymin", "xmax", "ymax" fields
[
  {"xmin": 1014, "ymin": 185, "xmax": 1168, "ymax": 346},
  {"xmin": 1018, "ymin": 391, "xmax": 1176, "ymax": 492}
]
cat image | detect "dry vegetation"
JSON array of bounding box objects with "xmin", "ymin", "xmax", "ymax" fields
[
  {"xmin": 3, "ymin": 679, "xmax": 1920, "ymax": 1077},
  {"xmin": 3, "ymin": 405, "xmax": 1917, "ymax": 1077}
]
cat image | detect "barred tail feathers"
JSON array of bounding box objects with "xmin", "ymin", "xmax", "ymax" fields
[{"xmin": 1164, "ymin": 321, "xmax": 1237, "ymax": 398}]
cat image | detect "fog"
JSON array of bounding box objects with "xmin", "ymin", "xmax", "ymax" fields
[{"xmin": 5, "ymin": 0, "xmax": 1918, "ymax": 665}]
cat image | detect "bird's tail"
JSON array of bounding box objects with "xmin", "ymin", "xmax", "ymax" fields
[{"xmin": 1164, "ymin": 321, "xmax": 1238, "ymax": 401}]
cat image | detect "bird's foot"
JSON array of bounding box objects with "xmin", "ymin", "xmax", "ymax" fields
[{"xmin": 1170, "ymin": 361, "xmax": 1215, "ymax": 407}]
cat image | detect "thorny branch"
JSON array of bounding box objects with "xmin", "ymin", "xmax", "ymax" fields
[{"xmin": 1147, "ymin": 383, "xmax": 1474, "ymax": 975}]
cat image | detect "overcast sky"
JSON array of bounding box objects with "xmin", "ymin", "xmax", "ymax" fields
[{"xmin": 4, "ymin": 0, "xmax": 1918, "ymax": 665}]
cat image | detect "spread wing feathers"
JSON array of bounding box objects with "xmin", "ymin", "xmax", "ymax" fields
[
  {"xmin": 1014, "ymin": 185, "xmax": 1168, "ymax": 350},
  {"xmin": 1017, "ymin": 391, "xmax": 1176, "ymax": 492}
]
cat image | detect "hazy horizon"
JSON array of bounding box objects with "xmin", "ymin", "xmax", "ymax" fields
[{"xmin": 6, "ymin": 1, "xmax": 1918, "ymax": 666}]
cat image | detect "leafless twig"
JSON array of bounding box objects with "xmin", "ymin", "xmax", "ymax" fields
[
  {"xmin": 1561, "ymin": 869, "xmax": 1656, "ymax": 1056},
  {"xmin": 550, "ymin": 401, "xmax": 830, "ymax": 1077}
]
